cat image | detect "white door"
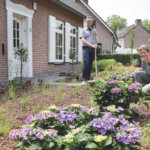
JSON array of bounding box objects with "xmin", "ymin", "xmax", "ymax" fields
[{"xmin": 13, "ymin": 16, "xmax": 23, "ymax": 77}]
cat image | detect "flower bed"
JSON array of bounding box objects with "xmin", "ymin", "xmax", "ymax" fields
[{"xmin": 9, "ymin": 104, "xmax": 142, "ymax": 150}]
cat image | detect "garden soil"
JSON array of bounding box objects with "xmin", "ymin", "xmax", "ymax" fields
[{"xmin": 0, "ymin": 85, "xmax": 150, "ymax": 150}]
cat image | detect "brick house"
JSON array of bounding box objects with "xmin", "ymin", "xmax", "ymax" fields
[
  {"xmin": 0, "ymin": 0, "xmax": 87, "ymax": 81},
  {"xmin": 0, "ymin": 0, "xmax": 120, "ymax": 82},
  {"xmin": 76, "ymin": 0, "xmax": 120, "ymax": 53},
  {"xmin": 117, "ymin": 19, "xmax": 150, "ymax": 49}
]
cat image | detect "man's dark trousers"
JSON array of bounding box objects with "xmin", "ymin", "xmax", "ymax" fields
[{"xmin": 83, "ymin": 47, "xmax": 95, "ymax": 80}]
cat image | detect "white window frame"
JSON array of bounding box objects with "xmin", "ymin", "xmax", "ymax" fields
[
  {"xmin": 149, "ymin": 39, "xmax": 150, "ymax": 45},
  {"xmin": 55, "ymin": 20, "xmax": 64, "ymax": 62}
]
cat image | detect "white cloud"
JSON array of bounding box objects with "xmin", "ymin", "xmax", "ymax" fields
[{"xmin": 89, "ymin": 0, "xmax": 150, "ymax": 25}]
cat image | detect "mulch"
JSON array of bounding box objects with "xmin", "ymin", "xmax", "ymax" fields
[{"xmin": 0, "ymin": 85, "xmax": 150, "ymax": 150}]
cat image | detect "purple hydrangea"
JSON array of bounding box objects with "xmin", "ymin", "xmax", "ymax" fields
[
  {"xmin": 57, "ymin": 110, "xmax": 78, "ymax": 123},
  {"xmin": 128, "ymin": 82, "xmax": 142, "ymax": 92},
  {"xmin": 121, "ymin": 75, "xmax": 129, "ymax": 79},
  {"xmin": 26, "ymin": 115, "xmax": 33, "ymax": 124},
  {"xmin": 129, "ymin": 72, "xmax": 136, "ymax": 77},
  {"xmin": 111, "ymin": 88, "xmax": 122, "ymax": 93},
  {"xmin": 118, "ymin": 115, "xmax": 125, "ymax": 124},
  {"xmin": 9, "ymin": 129, "xmax": 19, "ymax": 139},
  {"xmin": 107, "ymin": 80, "xmax": 118, "ymax": 85},
  {"xmin": 109, "ymin": 75, "xmax": 116, "ymax": 80}
]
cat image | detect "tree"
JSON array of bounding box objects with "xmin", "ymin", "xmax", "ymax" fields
[
  {"xmin": 14, "ymin": 44, "xmax": 29, "ymax": 84},
  {"xmin": 69, "ymin": 50, "xmax": 77, "ymax": 73},
  {"xmin": 142, "ymin": 19, "xmax": 150, "ymax": 33},
  {"xmin": 107, "ymin": 15, "xmax": 127, "ymax": 31},
  {"xmin": 128, "ymin": 29, "xmax": 135, "ymax": 64}
]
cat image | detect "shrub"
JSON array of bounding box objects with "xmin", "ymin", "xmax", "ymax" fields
[
  {"xmin": 92, "ymin": 59, "xmax": 116, "ymax": 72},
  {"xmin": 97, "ymin": 54, "xmax": 141, "ymax": 67},
  {"xmin": 90, "ymin": 72, "xmax": 149, "ymax": 118},
  {"xmin": 9, "ymin": 104, "xmax": 142, "ymax": 150}
]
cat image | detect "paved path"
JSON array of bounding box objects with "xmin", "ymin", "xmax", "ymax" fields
[{"xmin": 0, "ymin": 73, "xmax": 83, "ymax": 86}]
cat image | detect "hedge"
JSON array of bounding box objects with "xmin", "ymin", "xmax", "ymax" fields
[{"xmin": 97, "ymin": 53, "xmax": 142, "ymax": 67}]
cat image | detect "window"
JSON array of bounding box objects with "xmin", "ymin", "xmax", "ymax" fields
[
  {"xmin": 149, "ymin": 39, "xmax": 150, "ymax": 45},
  {"xmin": 55, "ymin": 20, "xmax": 64, "ymax": 61},
  {"xmin": 13, "ymin": 19, "xmax": 20, "ymax": 48},
  {"xmin": 70, "ymin": 26, "xmax": 76, "ymax": 59}
]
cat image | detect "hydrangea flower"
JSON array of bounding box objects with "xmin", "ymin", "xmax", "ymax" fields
[
  {"xmin": 109, "ymin": 75, "xmax": 116, "ymax": 79},
  {"xmin": 130, "ymin": 104, "xmax": 141, "ymax": 114},
  {"xmin": 94, "ymin": 135, "xmax": 107, "ymax": 142},
  {"xmin": 71, "ymin": 128, "xmax": 81, "ymax": 134},
  {"xmin": 57, "ymin": 110, "xmax": 78, "ymax": 123},
  {"xmin": 9, "ymin": 129, "xmax": 19, "ymax": 139},
  {"xmin": 128, "ymin": 82, "xmax": 142, "ymax": 92},
  {"xmin": 107, "ymin": 80, "xmax": 118, "ymax": 85},
  {"xmin": 71, "ymin": 104, "xmax": 81, "ymax": 108},
  {"xmin": 63, "ymin": 133, "xmax": 74, "ymax": 143},
  {"xmin": 26, "ymin": 115, "xmax": 33, "ymax": 124},
  {"xmin": 121, "ymin": 75, "xmax": 129, "ymax": 79},
  {"xmin": 69, "ymin": 125, "xmax": 75, "ymax": 129},
  {"xmin": 111, "ymin": 88, "xmax": 121, "ymax": 93}
]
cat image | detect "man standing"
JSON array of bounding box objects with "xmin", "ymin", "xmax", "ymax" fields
[{"xmin": 80, "ymin": 16, "xmax": 98, "ymax": 84}]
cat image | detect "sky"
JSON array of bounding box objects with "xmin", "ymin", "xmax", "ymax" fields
[{"xmin": 89, "ymin": 0, "xmax": 150, "ymax": 26}]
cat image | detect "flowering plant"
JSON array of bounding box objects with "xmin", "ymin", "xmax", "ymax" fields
[{"xmin": 10, "ymin": 104, "xmax": 142, "ymax": 150}]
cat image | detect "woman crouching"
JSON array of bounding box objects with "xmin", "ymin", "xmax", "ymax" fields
[{"xmin": 135, "ymin": 45, "xmax": 150, "ymax": 94}]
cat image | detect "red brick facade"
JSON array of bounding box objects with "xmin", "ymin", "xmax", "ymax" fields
[{"xmin": 0, "ymin": 0, "xmax": 83, "ymax": 81}]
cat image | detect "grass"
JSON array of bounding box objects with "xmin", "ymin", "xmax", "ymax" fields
[
  {"xmin": 58, "ymin": 84, "xmax": 64, "ymax": 91},
  {"xmin": 32, "ymin": 100, "xmax": 46, "ymax": 114},
  {"xmin": 32, "ymin": 82, "xmax": 40, "ymax": 93},
  {"xmin": 45, "ymin": 78, "xmax": 52, "ymax": 88},
  {"xmin": 71, "ymin": 79, "xmax": 77, "ymax": 88},
  {"xmin": 21, "ymin": 93, "xmax": 30, "ymax": 105},
  {"xmin": 75, "ymin": 86, "xmax": 80, "ymax": 95},
  {"xmin": 55, "ymin": 89, "xmax": 64, "ymax": 103},
  {"xmin": 43, "ymin": 86, "xmax": 51, "ymax": 96},
  {"xmin": 7, "ymin": 81, "xmax": 19, "ymax": 100},
  {"xmin": 0, "ymin": 106, "xmax": 13, "ymax": 135},
  {"xmin": 85, "ymin": 83, "xmax": 90, "ymax": 91},
  {"xmin": 61, "ymin": 78, "xmax": 67, "ymax": 82}
]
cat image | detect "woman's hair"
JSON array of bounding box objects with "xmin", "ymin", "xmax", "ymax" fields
[{"xmin": 139, "ymin": 45, "xmax": 150, "ymax": 52}]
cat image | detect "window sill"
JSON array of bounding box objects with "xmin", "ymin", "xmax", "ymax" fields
[{"xmin": 54, "ymin": 62, "xmax": 65, "ymax": 65}]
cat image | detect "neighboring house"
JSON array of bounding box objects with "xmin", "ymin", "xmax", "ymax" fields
[
  {"xmin": 0, "ymin": 0, "xmax": 86, "ymax": 81},
  {"xmin": 76, "ymin": 0, "xmax": 120, "ymax": 53},
  {"xmin": 117, "ymin": 19, "xmax": 150, "ymax": 49}
]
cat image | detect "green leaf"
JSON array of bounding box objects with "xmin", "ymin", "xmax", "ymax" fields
[
  {"xmin": 53, "ymin": 135, "xmax": 63, "ymax": 143},
  {"xmin": 29, "ymin": 141, "xmax": 44, "ymax": 149},
  {"xmin": 49, "ymin": 142, "xmax": 54, "ymax": 148},
  {"xmin": 142, "ymin": 102, "xmax": 149, "ymax": 109},
  {"xmin": 85, "ymin": 142, "xmax": 99, "ymax": 149},
  {"xmin": 114, "ymin": 143, "xmax": 122, "ymax": 149},
  {"xmin": 74, "ymin": 133, "xmax": 87, "ymax": 142},
  {"xmin": 103, "ymin": 135, "xmax": 112, "ymax": 147}
]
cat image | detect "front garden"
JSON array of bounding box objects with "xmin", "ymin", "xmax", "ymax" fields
[{"xmin": 0, "ymin": 62, "xmax": 150, "ymax": 150}]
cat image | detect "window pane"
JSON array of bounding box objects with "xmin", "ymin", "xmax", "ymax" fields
[
  {"xmin": 13, "ymin": 29, "xmax": 16, "ymax": 38},
  {"xmin": 56, "ymin": 47, "xmax": 58, "ymax": 60},
  {"xmin": 56, "ymin": 33, "xmax": 58, "ymax": 45},
  {"xmin": 59, "ymin": 34, "xmax": 62, "ymax": 46},
  {"xmin": 59, "ymin": 47, "xmax": 62, "ymax": 59},
  {"xmin": 13, "ymin": 20, "xmax": 16, "ymax": 29},
  {"xmin": 17, "ymin": 22, "xmax": 19, "ymax": 29},
  {"xmin": 56, "ymin": 22, "xmax": 58, "ymax": 29},
  {"xmin": 70, "ymin": 37, "xmax": 72, "ymax": 47},
  {"xmin": 13, "ymin": 39, "xmax": 16, "ymax": 47},
  {"xmin": 73, "ymin": 37, "xmax": 75, "ymax": 48},
  {"xmin": 58, "ymin": 23, "xmax": 62, "ymax": 30},
  {"xmin": 17, "ymin": 30, "xmax": 19, "ymax": 38},
  {"xmin": 17, "ymin": 39, "xmax": 19, "ymax": 47},
  {"xmin": 73, "ymin": 28, "xmax": 76, "ymax": 34}
]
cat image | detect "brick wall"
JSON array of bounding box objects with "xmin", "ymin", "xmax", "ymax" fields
[
  {"xmin": 76, "ymin": 0, "xmax": 112, "ymax": 52},
  {"xmin": 124, "ymin": 25, "xmax": 150, "ymax": 48},
  {"xmin": 0, "ymin": 0, "xmax": 8, "ymax": 81},
  {"xmin": 0, "ymin": 0, "xmax": 83, "ymax": 81}
]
